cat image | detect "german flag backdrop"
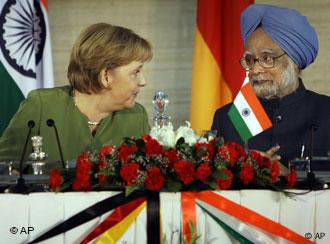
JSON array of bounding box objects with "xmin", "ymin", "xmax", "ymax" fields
[{"xmin": 190, "ymin": 0, "xmax": 253, "ymax": 132}]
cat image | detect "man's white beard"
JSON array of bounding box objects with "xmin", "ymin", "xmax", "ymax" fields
[{"xmin": 252, "ymin": 61, "xmax": 299, "ymax": 99}]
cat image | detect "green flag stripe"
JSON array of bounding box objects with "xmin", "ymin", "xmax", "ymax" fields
[
  {"xmin": 0, "ymin": 62, "xmax": 24, "ymax": 135},
  {"xmin": 198, "ymin": 203, "xmax": 253, "ymax": 244},
  {"xmin": 228, "ymin": 105, "xmax": 252, "ymax": 141}
]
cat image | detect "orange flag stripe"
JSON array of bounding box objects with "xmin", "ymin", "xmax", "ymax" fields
[{"xmin": 241, "ymin": 83, "xmax": 272, "ymax": 129}]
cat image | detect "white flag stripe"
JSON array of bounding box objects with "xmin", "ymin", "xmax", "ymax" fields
[
  {"xmin": 39, "ymin": 2, "xmax": 54, "ymax": 88},
  {"xmin": 234, "ymin": 91, "xmax": 263, "ymax": 135},
  {"xmin": 242, "ymin": 73, "xmax": 249, "ymax": 86}
]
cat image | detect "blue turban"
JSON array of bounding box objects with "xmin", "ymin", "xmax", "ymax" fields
[{"xmin": 241, "ymin": 4, "xmax": 318, "ymax": 69}]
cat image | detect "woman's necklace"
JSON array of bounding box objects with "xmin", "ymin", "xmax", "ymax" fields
[
  {"xmin": 87, "ymin": 121, "xmax": 100, "ymax": 126},
  {"xmin": 72, "ymin": 88, "xmax": 101, "ymax": 127}
]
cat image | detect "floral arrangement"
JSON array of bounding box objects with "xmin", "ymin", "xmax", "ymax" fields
[{"xmin": 49, "ymin": 122, "xmax": 297, "ymax": 193}]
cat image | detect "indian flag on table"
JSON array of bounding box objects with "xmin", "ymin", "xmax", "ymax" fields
[
  {"xmin": 228, "ymin": 72, "xmax": 272, "ymax": 141},
  {"xmin": 0, "ymin": 0, "xmax": 54, "ymax": 135}
]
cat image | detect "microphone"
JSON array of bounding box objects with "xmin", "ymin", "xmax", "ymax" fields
[
  {"xmin": 46, "ymin": 119, "xmax": 65, "ymax": 169},
  {"xmin": 10, "ymin": 120, "xmax": 35, "ymax": 193}
]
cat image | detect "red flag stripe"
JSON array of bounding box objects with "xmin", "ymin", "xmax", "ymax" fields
[
  {"xmin": 196, "ymin": 0, "xmax": 253, "ymax": 96},
  {"xmin": 80, "ymin": 197, "xmax": 146, "ymax": 244}
]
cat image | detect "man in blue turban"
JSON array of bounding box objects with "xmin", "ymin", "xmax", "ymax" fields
[{"xmin": 212, "ymin": 4, "xmax": 330, "ymax": 170}]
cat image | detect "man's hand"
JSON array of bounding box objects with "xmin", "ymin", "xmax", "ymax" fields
[
  {"xmin": 254, "ymin": 144, "xmax": 281, "ymax": 161},
  {"xmin": 253, "ymin": 145, "xmax": 289, "ymax": 175}
]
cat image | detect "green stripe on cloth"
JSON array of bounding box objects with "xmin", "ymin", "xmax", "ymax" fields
[
  {"xmin": 198, "ymin": 203, "xmax": 253, "ymax": 244},
  {"xmin": 228, "ymin": 105, "xmax": 252, "ymax": 142},
  {"xmin": 0, "ymin": 62, "xmax": 24, "ymax": 135}
]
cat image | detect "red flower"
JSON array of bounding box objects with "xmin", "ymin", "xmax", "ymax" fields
[
  {"xmin": 240, "ymin": 162, "xmax": 254, "ymax": 184},
  {"xmin": 218, "ymin": 143, "xmax": 246, "ymax": 166},
  {"xmin": 250, "ymin": 150, "xmax": 271, "ymax": 168},
  {"xmin": 73, "ymin": 152, "xmax": 91, "ymax": 191},
  {"xmin": 98, "ymin": 161, "xmax": 108, "ymax": 183},
  {"xmin": 286, "ymin": 170, "xmax": 297, "ymax": 188},
  {"xmin": 195, "ymin": 164, "xmax": 211, "ymax": 182},
  {"xmin": 250, "ymin": 150, "xmax": 264, "ymax": 166},
  {"xmin": 142, "ymin": 134, "xmax": 153, "ymax": 142},
  {"xmin": 118, "ymin": 144, "xmax": 138, "ymax": 162},
  {"xmin": 216, "ymin": 169, "xmax": 233, "ymax": 190},
  {"xmin": 99, "ymin": 145, "xmax": 115, "ymax": 158},
  {"xmin": 195, "ymin": 142, "xmax": 214, "ymax": 161},
  {"xmin": 145, "ymin": 138, "xmax": 164, "ymax": 157},
  {"xmin": 164, "ymin": 149, "xmax": 180, "ymax": 168},
  {"xmin": 145, "ymin": 167, "xmax": 165, "ymax": 190},
  {"xmin": 49, "ymin": 169, "xmax": 62, "ymax": 190},
  {"xmin": 120, "ymin": 162, "xmax": 140, "ymax": 185},
  {"xmin": 174, "ymin": 160, "xmax": 195, "ymax": 184},
  {"xmin": 270, "ymin": 161, "xmax": 280, "ymax": 182}
]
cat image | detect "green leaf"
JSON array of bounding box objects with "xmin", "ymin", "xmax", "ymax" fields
[
  {"xmin": 176, "ymin": 137, "xmax": 185, "ymax": 146},
  {"xmin": 207, "ymin": 182, "xmax": 218, "ymax": 190},
  {"xmin": 187, "ymin": 220, "xmax": 201, "ymax": 244},
  {"xmin": 166, "ymin": 180, "xmax": 182, "ymax": 192},
  {"xmin": 125, "ymin": 185, "xmax": 140, "ymax": 196},
  {"xmin": 213, "ymin": 170, "xmax": 228, "ymax": 179}
]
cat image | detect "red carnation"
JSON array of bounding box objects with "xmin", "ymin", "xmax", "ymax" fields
[
  {"xmin": 195, "ymin": 164, "xmax": 211, "ymax": 182},
  {"xmin": 145, "ymin": 138, "xmax": 164, "ymax": 157},
  {"xmin": 250, "ymin": 150, "xmax": 272, "ymax": 168},
  {"xmin": 174, "ymin": 160, "xmax": 195, "ymax": 184},
  {"xmin": 72, "ymin": 152, "xmax": 91, "ymax": 191},
  {"xmin": 99, "ymin": 145, "xmax": 115, "ymax": 158},
  {"xmin": 145, "ymin": 167, "xmax": 165, "ymax": 190},
  {"xmin": 270, "ymin": 161, "xmax": 280, "ymax": 182},
  {"xmin": 218, "ymin": 145, "xmax": 230, "ymax": 162},
  {"xmin": 118, "ymin": 144, "xmax": 138, "ymax": 162},
  {"xmin": 218, "ymin": 143, "xmax": 246, "ymax": 167},
  {"xmin": 286, "ymin": 170, "xmax": 297, "ymax": 188},
  {"xmin": 98, "ymin": 160, "xmax": 108, "ymax": 183},
  {"xmin": 164, "ymin": 149, "xmax": 180, "ymax": 168},
  {"xmin": 216, "ymin": 169, "xmax": 233, "ymax": 190},
  {"xmin": 250, "ymin": 150, "xmax": 264, "ymax": 166},
  {"xmin": 120, "ymin": 162, "xmax": 140, "ymax": 185},
  {"xmin": 240, "ymin": 162, "xmax": 254, "ymax": 184},
  {"xmin": 49, "ymin": 169, "xmax": 62, "ymax": 190},
  {"xmin": 142, "ymin": 134, "xmax": 153, "ymax": 142},
  {"xmin": 195, "ymin": 142, "xmax": 214, "ymax": 161}
]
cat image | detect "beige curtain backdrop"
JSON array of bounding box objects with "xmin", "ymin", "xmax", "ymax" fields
[{"xmin": 48, "ymin": 0, "xmax": 330, "ymax": 128}]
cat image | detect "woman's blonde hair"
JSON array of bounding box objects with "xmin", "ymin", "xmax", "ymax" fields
[{"xmin": 67, "ymin": 23, "xmax": 152, "ymax": 94}]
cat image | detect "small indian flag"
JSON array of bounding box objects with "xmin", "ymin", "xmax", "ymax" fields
[{"xmin": 228, "ymin": 72, "xmax": 272, "ymax": 141}]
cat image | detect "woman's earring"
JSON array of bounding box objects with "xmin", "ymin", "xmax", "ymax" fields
[{"xmin": 106, "ymin": 78, "xmax": 111, "ymax": 88}]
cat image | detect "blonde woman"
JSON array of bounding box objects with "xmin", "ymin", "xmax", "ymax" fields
[{"xmin": 0, "ymin": 23, "xmax": 152, "ymax": 162}]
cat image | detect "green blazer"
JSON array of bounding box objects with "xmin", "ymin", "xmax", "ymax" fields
[{"xmin": 0, "ymin": 86, "xmax": 150, "ymax": 162}]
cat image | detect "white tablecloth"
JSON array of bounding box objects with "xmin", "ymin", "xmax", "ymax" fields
[{"xmin": 0, "ymin": 190, "xmax": 329, "ymax": 243}]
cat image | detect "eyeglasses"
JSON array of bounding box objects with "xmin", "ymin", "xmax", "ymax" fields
[{"xmin": 239, "ymin": 52, "xmax": 286, "ymax": 70}]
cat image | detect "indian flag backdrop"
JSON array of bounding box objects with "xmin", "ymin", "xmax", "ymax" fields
[
  {"xmin": 190, "ymin": 0, "xmax": 253, "ymax": 132},
  {"xmin": 0, "ymin": 0, "xmax": 54, "ymax": 135}
]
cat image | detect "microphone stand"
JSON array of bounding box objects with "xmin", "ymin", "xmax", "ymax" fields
[
  {"xmin": 10, "ymin": 120, "xmax": 35, "ymax": 193},
  {"xmin": 46, "ymin": 119, "xmax": 65, "ymax": 169},
  {"xmin": 306, "ymin": 124, "xmax": 322, "ymax": 190}
]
